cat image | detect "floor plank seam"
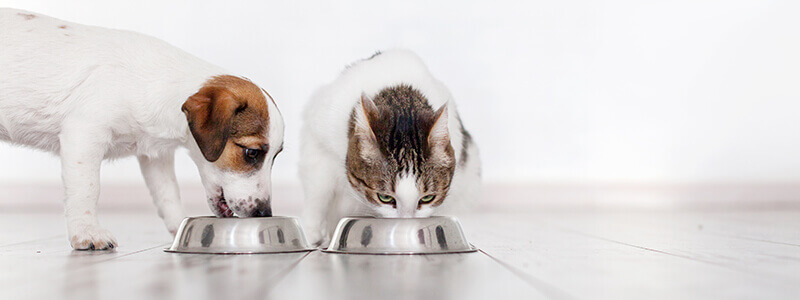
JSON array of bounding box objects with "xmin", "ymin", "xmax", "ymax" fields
[
  {"xmin": 0, "ymin": 235, "xmax": 63, "ymax": 249},
  {"xmin": 478, "ymin": 249, "xmax": 576, "ymax": 300},
  {"xmin": 536, "ymin": 220, "xmax": 746, "ymax": 268},
  {"xmin": 261, "ymin": 250, "xmax": 315, "ymax": 298},
  {"xmin": 545, "ymin": 223, "xmax": 800, "ymax": 288},
  {"xmin": 70, "ymin": 243, "xmax": 171, "ymax": 269},
  {"xmin": 710, "ymin": 234, "xmax": 800, "ymax": 248}
]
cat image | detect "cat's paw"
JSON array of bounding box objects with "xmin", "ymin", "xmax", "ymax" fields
[
  {"xmin": 306, "ymin": 227, "xmax": 329, "ymax": 248},
  {"xmin": 317, "ymin": 235, "xmax": 331, "ymax": 249},
  {"xmin": 69, "ymin": 224, "xmax": 117, "ymax": 250}
]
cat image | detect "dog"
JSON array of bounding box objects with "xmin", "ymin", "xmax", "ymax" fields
[
  {"xmin": 299, "ymin": 50, "xmax": 481, "ymax": 246},
  {"xmin": 0, "ymin": 9, "xmax": 285, "ymax": 250}
]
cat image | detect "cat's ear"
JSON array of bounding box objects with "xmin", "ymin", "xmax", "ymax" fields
[
  {"xmin": 351, "ymin": 93, "xmax": 383, "ymax": 161},
  {"xmin": 353, "ymin": 93, "xmax": 380, "ymax": 139},
  {"xmin": 429, "ymin": 103, "xmax": 450, "ymax": 145},
  {"xmin": 428, "ymin": 103, "xmax": 454, "ymax": 164}
]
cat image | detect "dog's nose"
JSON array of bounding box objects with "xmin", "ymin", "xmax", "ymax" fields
[{"xmin": 252, "ymin": 199, "xmax": 272, "ymax": 217}]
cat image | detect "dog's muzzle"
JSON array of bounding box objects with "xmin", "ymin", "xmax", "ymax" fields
[
  {"xmin": 251, "ymin": 200, "xmax": 272, "ymax": 217},
  {"xmin": 209, "ymin": 191, "xmax": 272, "ymax": 218},
  {"xmin": 209, "ymin": 193, "xmax": 234, "ymax": 218}
]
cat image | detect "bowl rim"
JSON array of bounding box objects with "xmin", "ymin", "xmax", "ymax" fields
[
  {"xmin": 175, "ymin": 215, "xmax": 302, "ymax": 221},
  {"xmin": 321, "ymin": 245, "xmax": 478, "ymax": 255},
  {"xmin": 164, "ymin": 248, "xmax": 315, "ymax": 255},
  {"xmin": 335, "ymin": 216, "xmax": 461, "ymax": 221}
]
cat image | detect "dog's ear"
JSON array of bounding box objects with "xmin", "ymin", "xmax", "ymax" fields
[{"xmin": 182, "ymin": 86, "xmax": 245, "ymax": 162}]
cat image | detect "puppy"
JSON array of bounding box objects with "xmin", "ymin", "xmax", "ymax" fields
[
  {"xmin": 299, "ymin": 50, "xmax": 481, "ymax": 246},
  {"xmin": 0, "ymin": 9, "xmax": 284, "ymax": 250}
]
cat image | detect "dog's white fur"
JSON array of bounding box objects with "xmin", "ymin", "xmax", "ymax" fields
[
  {"xmin": 0, "ymin": 9, "xmax": 284, "ymax": 250},
  {"xmin": 299, "ymin": 50, "xmax": 481, "ymax": 245}
]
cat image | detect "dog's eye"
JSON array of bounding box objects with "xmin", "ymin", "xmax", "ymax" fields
[
  {"xmin": 377, "ymin": 194, "xmax": 395, "ymax": 204},
  {"xmin": 245, "ymin": 148, "xmax": 260, "ymax": 158},
  {"xmin": 243, "ymin": 148, "xmax": 264, "ymax": 162},
  {"xmin": 419, "ymin": 195, "xmax": 436, "ymax": 204}
]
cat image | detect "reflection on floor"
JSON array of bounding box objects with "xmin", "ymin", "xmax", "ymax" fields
[{"xmin": 2, "ymin": 187, "xmax": 800, "ymax": 299}]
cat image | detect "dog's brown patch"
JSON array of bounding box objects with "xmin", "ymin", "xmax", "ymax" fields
[
  {"xmin": 182, "ymin": 75, "xmax": 271, "ymax": 172},
  {"xmin": 58, "ymin": 25, "xmax": 68, "ymax": 29},
  {"xmin": 17, "ymin": 13, "xmax": 36, "ymax": 20}
]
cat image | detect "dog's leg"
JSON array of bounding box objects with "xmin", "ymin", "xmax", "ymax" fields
[
  {"xmin": 138, "ymin": 153, "xmax": 186, "ymax": 236},
  {"xmin": 59, "ymin": 125, "xmax": 116, "ymax": 250}
]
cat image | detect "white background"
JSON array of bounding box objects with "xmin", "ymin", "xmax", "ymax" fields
[{"xmin": 1, "ymin": 0, "xmax": 799, "ymax": 186}]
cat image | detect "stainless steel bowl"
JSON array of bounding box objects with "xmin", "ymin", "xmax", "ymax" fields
[
  {"xmin": 324, "ymin": 216, "xmax": 477, "ymax": 255},
  {"xmin": 165, "ymin": 216, "xmax": 314, "ymax": 254}
]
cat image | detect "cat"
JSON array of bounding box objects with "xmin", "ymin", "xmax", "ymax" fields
[{"xmin": 299, "ymin": 49, "xmax": 481, "ymax": 246}]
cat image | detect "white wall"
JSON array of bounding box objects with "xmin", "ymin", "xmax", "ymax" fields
[{"xmin": 1, "ymin": 0, "xmax": 799, "ymax": 185}]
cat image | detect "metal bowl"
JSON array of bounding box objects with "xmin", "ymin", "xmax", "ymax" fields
[
  {"xmin": 324, "ymin": 216, "xmax": 477, "ymax": 255},
  {"xmin": 165, "ymin": 216, "xmax": 314, "ymax": 254}
]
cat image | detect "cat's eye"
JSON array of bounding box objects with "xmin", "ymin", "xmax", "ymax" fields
[
  {"xmin": 377, "ymin": 194, "xmax": 395, "ymax": 204},
  {"xmin": 419, "ymin": 195, "xmax": 436, "ymax": 204}
]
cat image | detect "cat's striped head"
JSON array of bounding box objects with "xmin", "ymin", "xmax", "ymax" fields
[{"xmin": 345, "ymin": 85, "xmax": 456, "ymax": 217}]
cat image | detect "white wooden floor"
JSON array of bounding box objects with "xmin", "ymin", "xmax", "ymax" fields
[{"xmin": 2, "ymin": 185, "xmax": 800, "ymax": 299}]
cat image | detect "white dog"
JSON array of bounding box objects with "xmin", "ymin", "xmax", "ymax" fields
[
  {"xmin": 299, "ymin": 50, "xmax": 481, "ymax": 246},
  {"xmin": 0, "ymin": 9, "xmax": 285, "ymax": 250}
]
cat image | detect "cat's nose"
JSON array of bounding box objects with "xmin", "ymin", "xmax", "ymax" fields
[{"xmin": 397, "ymin": 209, "xmax": 416, "ymax": 218}]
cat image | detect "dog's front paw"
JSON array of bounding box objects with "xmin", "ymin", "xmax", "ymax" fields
[
  {"xmin": 162, "ymin": 214, "xmax": 186, "ymax": 237},
  {"xmin": 69, "ymin": 224, "xmax": 117, "ymax": 251}
]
